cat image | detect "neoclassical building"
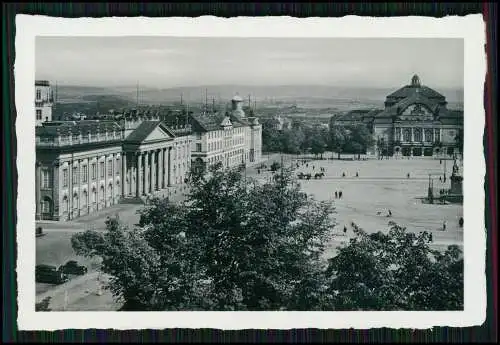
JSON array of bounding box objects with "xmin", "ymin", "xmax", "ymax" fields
[
  {"xmin": 35, "ymin": 80, "xmax": 53, "ymax": 126},
  {"xmin": 331, "ymin": 75, "xmax": 464, "ymax": 157},
  {"xmin": 36, "ymin": 112, "xmax": 192, "ymax": 221},
  {"xmin": 189, "ymin": 94, "xmax": 262, "ymax": 170}
]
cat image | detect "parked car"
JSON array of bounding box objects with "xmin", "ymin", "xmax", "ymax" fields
[
  {"xmin": 35, "ymin": 264, "xmax": 69, "ymax": 284},
  {"xmin": 35, "ymin": 226, "xmax": 46, "ymax": 237},
  {"xmin": 60, "ymin": 260, "xmax": 88, "ymax": 276}
]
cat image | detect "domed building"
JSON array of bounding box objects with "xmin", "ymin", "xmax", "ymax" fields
[{"xmin": 332, "ymin": 75, "xmax": 464, "ymax": 158}]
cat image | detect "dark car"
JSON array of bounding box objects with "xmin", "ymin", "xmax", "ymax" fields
[
  {"xmin": 35, "ymin": 226, "xmax": 46, "ymax": 237},
  {"xmin": 60, "ymin": 260, "xmax": 88, "ymax": 276},
  {"xmin": 35, "ymin": 264, "xmax": 69, "ymax": 284}
]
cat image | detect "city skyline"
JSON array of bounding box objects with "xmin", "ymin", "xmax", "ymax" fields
[{"xmin": 36, "ymin": 37, "xmax": 464, "ymax": 90}]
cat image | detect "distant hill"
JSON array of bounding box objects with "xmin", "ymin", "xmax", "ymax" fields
[{"xmin": 57, "ymin": 84, "xmax": 464, "ymax": 110}]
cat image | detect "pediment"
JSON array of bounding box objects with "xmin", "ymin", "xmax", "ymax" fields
[{"xmin": 144, "ymin": 125, "xmax": 174, "ymax": 142}]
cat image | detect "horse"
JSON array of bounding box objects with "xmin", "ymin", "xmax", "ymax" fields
[
  {"xmin": 297, "ymin": 172, "xmax": 304, "ymax": 180},
  {"xmin": 314, "ymin": 172, "xmax": 324, "ymax": 179},
  {"xmin": 305, "ymin": 174, "xmax": 312, "ymax": 180}
]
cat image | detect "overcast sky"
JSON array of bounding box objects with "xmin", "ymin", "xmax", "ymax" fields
[{"xmin": 36, "ymin": 37, "xmax": 463, "ymax": 89}]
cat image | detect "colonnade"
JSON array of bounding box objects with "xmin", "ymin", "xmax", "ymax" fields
[{"xmin": 123, "ymin": 147, "xmax": 173, "ymax": 198}]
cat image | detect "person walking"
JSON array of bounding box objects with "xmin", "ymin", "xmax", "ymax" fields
[
  {"xmin": 334, "ymin": 191, "xmax": 338, "ymax": 199},
  {"xmin": 407, "ymin": 173, "xmax": 410, "ymax": 179},
  {"xmin": 339, "ymin": 191, "xmax": 343, "ymax": 199},
  {"xmin": 356, "ymin": 172, "xmax": 359, "ymax": 177},
  {"xmin": 443, "ymin": 220, "xmax": 447, "ymax": 231},
  {"xmin": 343, "ymin": 225, "xmax": 347, "ymax": 234},
  {"xmin": 342, "ymin": 172, "xmax": 346, "ymax": 178},
  {"xmin": 459, "ymin": 217, "xmax": 464, "ymax": 228},
  {"xmin": 429, "ymin": 233, "xmax": 433, "ymax": 242},
  {"xmin": 388, "ymin": 209, "xmax": 392, "ymax": 217}
]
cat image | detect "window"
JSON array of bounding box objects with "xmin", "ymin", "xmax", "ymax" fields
[
  {"xmin": 116, "ymin": 158, "xmax": 120, "ymax": 175},
  {"xmin": 108, "ymin": 160, "xmax": 112, "ymax": 176},
  {"xmin": 196, "ymin": 143, "xmax": 202, "ymax": 152},
  {"xmin": 41, "ymin": 169, "xmax": 50, "ymax": 188},
  {"xmin": 63, "ymin": 169, "xmax": 68, "ymax": 187},
  {"xmin": 36, "ymin": 89, "xmax": 41, "ymax": 100},
  {"xmin": 41, "ymin": 199, "xmax": 50, "ymax": 213},
  {"xmin": 82, "ymin": 165, "xmax": 88, "ymax": 183},
  {"xmin": 196, "ymin": 132, "xmax": 201, "ymax": 140},
  {"xmin": 434, "ymin": 129, "xmax": 441, "ymax": 142},
  {"xmin": 425, "ymin": 129, "xmax": 433, "ymax": 142},
  {"xmin": 91, "ymin": 163, "xmax": 96, "ymax": 180},
  {"xmin": 72, "ymin": 166, "xmax": 78, "ymax": 184},
  {"xmin": 100, "ymin": 162, "xmax": 105, "ymax": 178},
  {"xmin": 36, "ymin": 109, "xmax": 42, "ymax": 120},
  {"xmin": 414, "ymin": 129, "xmax": 422, "ymax": 142},
  {"xmin": 403, "ymin": 129, "xmax": 411, "ymax": 142},
  {"xmin": 92, "ymin": 189, "xmax": 96, "ymax": 203}
]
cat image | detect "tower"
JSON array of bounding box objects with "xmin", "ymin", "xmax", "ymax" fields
[{"xmin": 231, "ymin": 94, "xmax": 245, "ymax": 118}]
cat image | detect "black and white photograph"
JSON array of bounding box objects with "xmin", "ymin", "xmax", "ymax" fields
[{"xmin": 16, "ymin": 15, "xmax": 486, "ymax": 330}]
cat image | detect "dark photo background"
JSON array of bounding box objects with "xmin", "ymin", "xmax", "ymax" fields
[{"xmin": 2, "ymin": 2, "xmax": 497, "ymax": 343}]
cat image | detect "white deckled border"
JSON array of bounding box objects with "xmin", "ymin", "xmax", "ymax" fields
[{"xmin": 15, "ymin": 14, "xmax": 486, "ymax": 330}]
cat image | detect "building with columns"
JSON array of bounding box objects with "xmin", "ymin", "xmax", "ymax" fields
[
  {"xmin": 35, "ymin": 112, "xmax": 192, "ymax": 221},
  {"xmin": 330, "ymin": 75, "xmax": 464, "ymax": 157},
  {"xmin": 35, "ymin": 80, "xmax": 54, "ymax": 126},
  {"xmin": 190, "ymin": 94, "xmax": 262, "ymax": 170}
]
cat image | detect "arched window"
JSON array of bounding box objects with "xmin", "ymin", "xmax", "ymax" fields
[
  {"xmin": 82, "ymin": 191, "xmax": 88, "ymax": 208},
  {"xmin": 414, "ymin": 128, "xmax": 422, "ymax": 142},
  {"xmin": 100, "ymin": 186, "xmax": 105, "ymax": 201},
  {"xmin": 73, "ymin": 192, "xmax": 79, "ymax": 209},
  {"xmin": 425, "ymin": 129, "xmax": 433, "ymax": 142},
  {"xmin": 403, "ymin": 129, "xmax": 411, "ymax": 142},
  {"xmin": 92, "ymin": 188, "xmax": 96, "ymax": 203},
  {"xmin": 41, "ymin": 197, "xmax": 52, "ymax": 214},
  {"xmin": 62, "ymin": 196, "xmax": 69, "ymax": 213}
]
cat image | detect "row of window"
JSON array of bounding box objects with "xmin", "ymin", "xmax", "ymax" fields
[
  {"xmin": 206, "ymin": 128, "xmax": 245, "ymax": 140},
  {"xmin": 396, "ymin": 129, "xmax": 441, "ymax": 142},
  {"xmin": 61, "ymin": 159, "xmax": 120, "ymax": 187}
]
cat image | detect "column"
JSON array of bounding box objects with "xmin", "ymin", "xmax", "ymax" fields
[
  {"xmin": 52, "ymin": 161, "xmax": 60, "ymax": 221},
  {"xmin": 421, "ymin": 146, "xmax": 425, "ymax": 156},
  {"xmin": 163, "ymin": 148, "xmax": 168, "ymax": 188},
  {"xmin": 68, "ymin": 160, "xmax": 73, "ymax": 220},
  {"xmin": 151, "ymin": 150, "xmax": 156, "ymax": 192},
  {"xmin": 96, "ymin": 156, "xmax": 99, "ymax": 211},
  {"xmin": 104, "ymin": 155, "xmax": 108, "ymax": 207},
  {"xmin": 167, "ymin": 147, "xmax": 172, "ymax": 186},
  {"xmin": 144, "ymin": 151, "xmax": 150, "ymax": 195},
  {"xmin": 136, "ymin": 153, "xmax": 142, "ymax": 197},
  {"xmin": 122, "ymin": 152, "xmax": 127, "ymax": 196},
  {"xmin": 158, "ymin": 149, "xmax": 163, "ymax": 190},
  {"xmin": 77, "ymin": 160, "xmax": 81, "ymax": 217},
  {"xmin": 130, "ymin": 157, "xmax": 135, "ymax": 196},
  {"xmin": 411, "ymin": 127, "xmax": 414, "ymax": 142},
  {"xmin": 35, "ymin": 162, "xmax": 41, "ymax": 220}
]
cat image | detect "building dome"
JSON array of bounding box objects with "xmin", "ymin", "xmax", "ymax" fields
[
  {"xmin": 411, "ymin": 74, "xmax": 421, "ymax": 87},
  {"xmin": 232, "ymin": 94, "xmax": 243, "ymax": 102}
]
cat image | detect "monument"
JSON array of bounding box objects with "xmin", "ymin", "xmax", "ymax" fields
[{"xmin": 445, "ymin": 158, "xmax": 464, "ymax": 203}]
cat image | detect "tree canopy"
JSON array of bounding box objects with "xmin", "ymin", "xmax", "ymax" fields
[{"xmin": 72, "ymin": 163, "xmax": 463, "ymax": 311}]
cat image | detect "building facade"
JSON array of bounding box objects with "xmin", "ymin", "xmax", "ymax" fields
[
  {"xmin": 331, "ymin": 75, "xmax": 464, "ymax": 157},
  {"xmin": 190, "ymin": 95, "xmax": 262, "ymax": 170},
  {"xmin": 35, "ymin": 111, "xmax": 192, "ymax": 221},
  {"xmin": 35, "ymin": 80, "xmax": 54, "ymax": 126}
]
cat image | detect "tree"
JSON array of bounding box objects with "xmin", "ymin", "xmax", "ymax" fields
[
  {"xmin": 71, "ymin": 163, "xmax": 336, "ymax": 311},
  {"xmin": 329, "ymin": 125, "xmax": 346, "ymax": 160},
  {"xmin": 349, "ymin": 124, "xmax": 374, "ymax": 156},
  {"xmin": 35, "ymin": 297, "xmax": 52, "ymax": 311},
  {"xmin": 310, "ymin": 137, "xmax": 326, "ymax": 159},
  {"xmin": 326, "ymin": 222, "xmax": 463, "ymax": 310},
  {"xmin": 71, "ymin": 166, "xmax": 463, "ymax": 311},
  {"xmin": 351, "ymin": 141, "xmax": 364, "ymax": 160}
]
